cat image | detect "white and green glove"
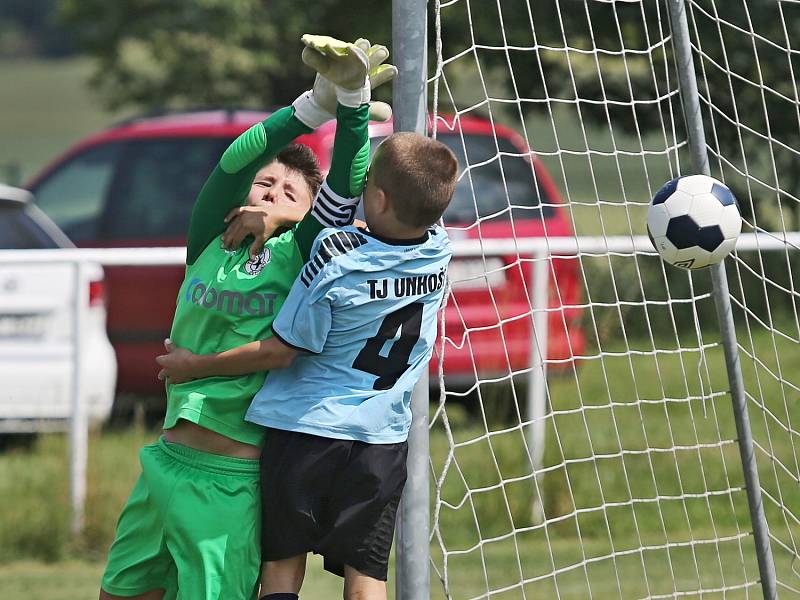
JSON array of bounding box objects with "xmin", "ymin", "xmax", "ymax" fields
[{"xmin": 293, "ymin": 35, "xmax": 397, "ymax": 128}]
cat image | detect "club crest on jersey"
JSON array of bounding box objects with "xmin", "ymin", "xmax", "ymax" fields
[{"xmin": 244, "ymin": 248, "xmax": 271, "ymax": 275}]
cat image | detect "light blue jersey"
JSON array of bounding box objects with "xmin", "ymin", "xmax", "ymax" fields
[{"xmin": 245, "ymin": 224, "xmax": 452, "ymax": 443}]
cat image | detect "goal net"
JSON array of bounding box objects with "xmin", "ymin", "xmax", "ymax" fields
[{"xmin": 428, "ymin": 0, "xmax": 800, "ymax": 597}]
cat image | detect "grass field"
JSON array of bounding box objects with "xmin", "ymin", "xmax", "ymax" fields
[
  {"xmin": 427, "ymin": 321, "xmax": 800, "ymax": 597},
  {"xmin": 0, "ymin": 58, "xmax": 126, "ymax": 185},
  {"xmin": 0, "ymin": 540, "xmax": 782, "ymax": 600},
  {"xmin": 0, "ymin": 555, "xmax": 367, "ymax": 600}
]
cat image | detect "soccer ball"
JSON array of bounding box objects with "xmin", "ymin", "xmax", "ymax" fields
[{"xmin": 647, "ymin": 175, "xmax": 742, "ymax": 270}]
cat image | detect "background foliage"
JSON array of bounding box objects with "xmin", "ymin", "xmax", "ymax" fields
[
  {"xmin": 0, "ymin": 0, "xmax": 74, "ymax": 57},
  {"xmin": 58, "ymin": 0, "xmax": 392, "ymax": 110}
]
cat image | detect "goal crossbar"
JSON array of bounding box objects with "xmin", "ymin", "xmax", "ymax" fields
[{"xmin": 0, "ymin": 232, "xmax": 796, "ymax": 265}]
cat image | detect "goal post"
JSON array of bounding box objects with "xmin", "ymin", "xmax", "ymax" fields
[
  {"xmin": 667, "ymin": 0, "xmax": 776, "ymax": 596},
  {"xmin": 392, "ymin": 0, "xmax": 431, "ymax": 598}
]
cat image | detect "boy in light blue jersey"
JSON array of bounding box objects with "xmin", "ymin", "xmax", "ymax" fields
[
  {"xmin": 249, "ymin": 223, "xmax": 450, "ymax": 443},
  {"xmin": 159, "ymin": 125, "xmax": 458, "ymax": 599}
]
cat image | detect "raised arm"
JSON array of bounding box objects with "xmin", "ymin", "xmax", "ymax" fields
[
  {"xmin": 293, "ymin": 100, "xmax": 370, "ymax": 261},
  {"xmin": 285, "ymin": 36, "xmax": 387, "ymax": 262}
]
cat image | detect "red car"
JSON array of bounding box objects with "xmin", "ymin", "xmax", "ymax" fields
[{"xmin": 27, "ymin": 110, "xmax": 584, "ymax": 394}]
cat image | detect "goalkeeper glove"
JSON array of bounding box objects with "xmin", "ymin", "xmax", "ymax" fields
[{"xmin": 293, "ymin": 35, "xmax": 397, "ymax": 128}]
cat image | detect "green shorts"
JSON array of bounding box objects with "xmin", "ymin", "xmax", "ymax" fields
[{"xmin": 101, "ymin": 437, "xmax": 261, "ymax": 599}]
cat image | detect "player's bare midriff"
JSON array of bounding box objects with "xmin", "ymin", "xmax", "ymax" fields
[{"xmin": 163, "ymin": 420, "xmax": 261, "ymax": 459}]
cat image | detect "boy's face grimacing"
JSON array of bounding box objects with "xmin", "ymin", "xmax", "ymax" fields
[{"xmin": 247, "ymin": 161, "xmax": 313, "ymax": 215}]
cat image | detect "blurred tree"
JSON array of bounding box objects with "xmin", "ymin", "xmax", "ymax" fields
[
  {"xmin": 59, "ymin": 0, "xmax": 390, "ymax": 110},
  {"xmin": 0, "ymin": 0, "xmax": 76, "ymax": 57}
]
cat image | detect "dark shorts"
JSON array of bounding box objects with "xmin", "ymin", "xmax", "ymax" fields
[{"xmin": 259, "ymin": 427, "xmax": 408, "ymax": 581}]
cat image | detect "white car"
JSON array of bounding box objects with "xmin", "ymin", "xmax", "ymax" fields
[{"xmin": 0, "ymin": 184, "xmax": 117, "ymax": 432}]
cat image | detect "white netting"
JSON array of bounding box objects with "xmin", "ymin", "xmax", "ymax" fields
[{"xmin": 429, "ymin": 0, "xmax": 800, "ymax": 597}]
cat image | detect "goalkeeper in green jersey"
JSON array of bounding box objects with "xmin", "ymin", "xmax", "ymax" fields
[{"xmin": 100, "ymin": 37, "xmax": 394, "ymax": 600}]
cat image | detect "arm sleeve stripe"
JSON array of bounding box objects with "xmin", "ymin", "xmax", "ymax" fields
[
  {"xmin": 330, "ymin": 235, "xmax": 348, "ymax": 254},
  {"xmin": 312, "ymin": 202, "xmax": 344, "ymax": 227},
  {"xmin": 302, "ymin": 265, "xmax": 319, "ymax": 284},
  {"xmin": 312, "ymin": 201, "xmax": 352, "ymax": 227},
  {"xmin": 310, "ymin": 207, "xmax": 338, "ymax": 228},
  {"xmin": 318, "ymin": 237, "xmax": 340, "ymax": 263},
  {"xmin": 310, "ymin": 182, "xmax": 358, "ymax": 227},
  {"xmin": 271, "ymin": 325, "xmax": 318, "ymax": 354},
  {"xmin": 319, "ymin": 186, "xmax": 346, "ymax": 207},
  {"xmin": 300, "ymin": 255, "xmax": 325, "ymax": 286},
  {"xmin": 300, "ymin": 230, "xmax": 368, "ymax": 287},
  {"xmin": 339, "ymin": 233, "xmax": 354, "ymax": 252}
]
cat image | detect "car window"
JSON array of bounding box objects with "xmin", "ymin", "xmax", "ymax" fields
[
  {"xmin": 369, "ymin": 133, "xmax": 555, "ymax": 224},
  {"xmin": 101, "ymin": 137, "xmax": 231, "ymax": 241},
  {"xmin": 0, "ymin": 204, "xmax": 60, "ymax": 249},
  {"xmin": 30, "ymin": 142, "xmax": 122, "ymax": 242}
]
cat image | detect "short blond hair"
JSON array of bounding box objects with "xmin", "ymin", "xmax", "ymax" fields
[{"xmin": 371, "ymin": 133, "xmax": 458, "ymax": 228}]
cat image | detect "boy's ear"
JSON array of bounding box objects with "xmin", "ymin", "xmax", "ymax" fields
[{"xmin": 374, "ymin": 187, "xmax": 389, "ymax": 214}]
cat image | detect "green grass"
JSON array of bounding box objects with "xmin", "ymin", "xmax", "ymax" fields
[
  {"xmin": 527, "ymin": 105, "xmax": 675, "ymax": 210},
  {"xmin": 0, "ymin": 555, "xmax": 363, "ymax": 600},
  {"xmin": 0, "ymin": 57, "xmax": 125, "ymax": 184},
  {"xmin": 0, "ymin": 539, "xmax": 783, "ymax": 600},
  {"xmin": 0, "ymin": 561, "xmax": 103, "ymax": 600},
  {"xmin": 428, "ymin": 323, "xmax": 800, "ymax": 596},
  {"xmin": 530, "ymin": 103, "xmax": 680, "ymax": 239}
]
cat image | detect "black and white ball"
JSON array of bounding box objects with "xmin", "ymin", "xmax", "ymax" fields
[{"xmin": 647, "ymin": 175, "xmax": 742, "ymax": 269}]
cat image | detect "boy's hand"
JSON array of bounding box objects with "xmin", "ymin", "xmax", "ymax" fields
[
  {"xmin": 356, "ymin": 38, "xmax": 397, "ymax": 122},
  {"xmin": 222, "ymin": 204, "xmax": 303, "ymax": 257},
  {"xmin": 156, "ymin": 339, "xmax": 200, "ymax": 384},
  {"xmin": 297, "ymin": 35, "xmax": 397, "ymax": 122},
  {"xmin": 301, "ymin": 34, "xmax": 369, "ymax": 91}
]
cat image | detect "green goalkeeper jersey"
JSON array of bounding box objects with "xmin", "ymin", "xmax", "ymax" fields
[{"xmin": 165, "ymin": 103, "xmax": 369, "ymax": 447}]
